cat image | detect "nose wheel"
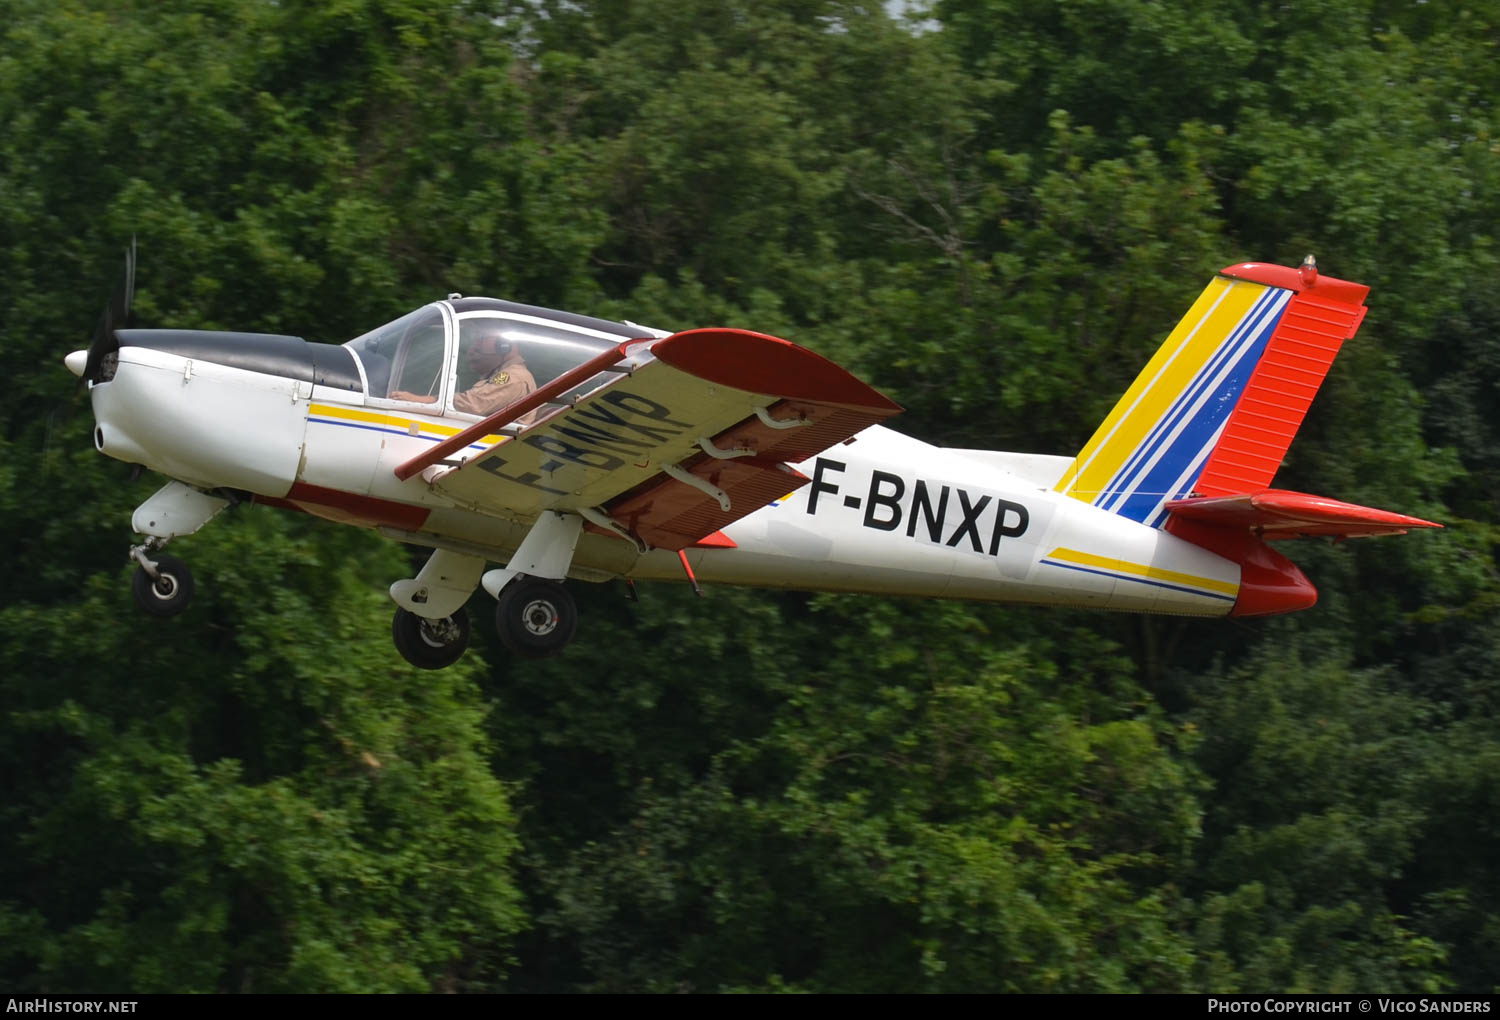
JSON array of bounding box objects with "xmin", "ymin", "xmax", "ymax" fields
[
  {"xmin": 392, "ymin": 606, "xmax": 472, "ymax": 670},
  {"xmin": 130, "ymin": 549, "xmax": 195, "ymax": 617},
  {"xmin": 494, "ymin": 577, "xmax": 577, "ymax": 658},
  {"xmin": 123, "ymin": 483, "xmax": 229, "ymax": 618}
]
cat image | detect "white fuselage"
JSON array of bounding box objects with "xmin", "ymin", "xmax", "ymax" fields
[{"xmin": 90, "ymin": 343, "xmax": 1241, "ymax": 617}]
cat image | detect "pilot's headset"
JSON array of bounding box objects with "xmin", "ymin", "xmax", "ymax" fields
[{"xmin": 472, "ymin": 324, "xmax": 514, "ymax": 359}]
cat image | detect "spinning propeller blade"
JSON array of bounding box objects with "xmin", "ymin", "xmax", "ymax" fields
[{"xmin": 79, "ymin": 237, "xmax": 135, "ymax": 386}]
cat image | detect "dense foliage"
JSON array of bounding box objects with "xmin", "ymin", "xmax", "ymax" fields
[{"xmin": 2, "ymin": 0, "xmax": 1496, "ymax": 992}]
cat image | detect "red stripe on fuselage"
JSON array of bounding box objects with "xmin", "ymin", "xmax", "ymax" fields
[{"xmin": 261, "ymin": 482, "xmax": 430, "ymax": 531}]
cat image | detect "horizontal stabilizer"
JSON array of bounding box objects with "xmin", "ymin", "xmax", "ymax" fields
[{"xmin": 1165, "ymin": 488, "xmax": 1441, "ymax": 539}]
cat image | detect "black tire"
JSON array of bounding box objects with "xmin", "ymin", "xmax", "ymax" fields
[
  {"xmin": 131, "ymin": 553, "xmax": 195, "ymax": 617},
  {"xmin": 494, "ymin": 577, "xmax": 577, "ymax": 658},
  {"xmin": 391, "ymin": 606, "xmax": 471, "ymax": 670}
]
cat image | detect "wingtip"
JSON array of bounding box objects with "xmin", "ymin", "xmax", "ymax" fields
[{"xmin": 654, "ymin": 328, "xmax": 903, "ymax": 413}]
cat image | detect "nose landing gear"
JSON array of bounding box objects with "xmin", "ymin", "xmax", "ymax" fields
[
  {"xmin": 123, "ymin": 481, "xmax": 226, "ymax": 618},
  {"xmin": 129, "ymin": 543, "xmax": 195, "ymax": 617}
]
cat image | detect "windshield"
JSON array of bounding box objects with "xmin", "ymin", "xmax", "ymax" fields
[{"xmin": 344, "ymin": 305, "xmax": 448, "ymax": 400}]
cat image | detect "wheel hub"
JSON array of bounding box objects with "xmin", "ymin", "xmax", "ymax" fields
[
  {"xmin": 521, "ymin": 599, "xmax": 559, "ymax": 636},
  {"xmin": 419, "ymin": 617, "xmax": 461, "ymax": 648}
]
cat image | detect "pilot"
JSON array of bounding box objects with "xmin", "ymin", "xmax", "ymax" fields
[{"xmin": 390, "ymin": 327, "xmax": 537, "ymax": 418}]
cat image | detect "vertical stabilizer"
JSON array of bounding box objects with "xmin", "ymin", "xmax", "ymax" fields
[{"xmin": 1053, "ymin": 260, "xmax": 1370, "ymax": 527}]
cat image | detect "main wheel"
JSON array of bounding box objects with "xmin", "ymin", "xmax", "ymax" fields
[
  {"xmin": 494, "ymin": 577, "xmax": 577, "ymax": 658},
  {"xmin": 392, "ymin": 606, "xmax": 471, "ymax": 670},
  {"xmin": 131, "ymin": 553, "xmax": 195, "ymax": 617}
]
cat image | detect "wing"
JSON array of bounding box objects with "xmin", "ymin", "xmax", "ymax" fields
[{"xmin": 396, "ymin": 328, "xmax": 902, "ymax": 551}]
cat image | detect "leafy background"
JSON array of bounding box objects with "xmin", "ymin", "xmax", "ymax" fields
[{"xmin": 1, "ymin": 0, "xmax": 1497, "ymax": 992}]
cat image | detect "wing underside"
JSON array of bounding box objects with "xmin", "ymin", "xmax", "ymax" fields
[{"xmin": 408, "ymin": 328, "xmax": 902, "ymax": 551}]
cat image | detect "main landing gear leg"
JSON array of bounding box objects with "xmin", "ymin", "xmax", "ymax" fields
[
  {"xmin": 126, "ymin": 481, "xmax": 228, "ymax": 617},
  {"xmin": 388, "ymin": 549, "xmax": 486, "ymax": 670},
  {"xmin": 483, "ymin": 511, "xmax": 583, "ymax": 659}
]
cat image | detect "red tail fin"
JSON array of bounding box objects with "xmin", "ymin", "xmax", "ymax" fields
[
  {"xmin": 1149, "ymin": 261, "xmax": 1441, "ymax": 617},
  {"xmin": 1193, "ymin": 262, "xmax": 1368, "ymax": 497}
]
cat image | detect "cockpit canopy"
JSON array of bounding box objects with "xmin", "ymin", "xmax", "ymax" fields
[{"xmin": 343, "ymin": 298, "xmax": 661, "ymax": 423}]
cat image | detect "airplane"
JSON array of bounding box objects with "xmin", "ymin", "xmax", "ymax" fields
[{"xmin": 65, "ymin": 251, "xmax": 1440, "ymax": 669}]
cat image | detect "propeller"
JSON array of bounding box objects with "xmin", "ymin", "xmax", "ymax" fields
[{"xmin": 68, "ymin": 237, "xmax": 136, "ymax": 386}]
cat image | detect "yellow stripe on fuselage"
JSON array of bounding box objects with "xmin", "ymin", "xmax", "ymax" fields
[
  {"xmin": 308, "ymin": 403, "xmax": 507, "ymax": 446},
  {"xmin": 1054, "ymin": 277, "xmax": 1268, "ymax": 503},
  {"xmin": 1045, "ymin": 546, "xmax": 1238, "ymax": 597}
]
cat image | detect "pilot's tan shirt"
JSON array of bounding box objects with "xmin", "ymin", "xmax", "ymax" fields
[{"xmin": 453, "ymin": 359, "xmax": 537, "ymax": 417}]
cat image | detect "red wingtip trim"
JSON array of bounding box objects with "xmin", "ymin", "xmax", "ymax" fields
[{"xmin": 652, "ymin": 328, "xmax": 902, "ymax": 413}]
